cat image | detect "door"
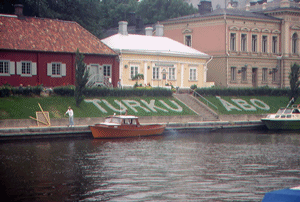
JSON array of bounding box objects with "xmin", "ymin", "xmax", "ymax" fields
[
  {"xmin": 252, "ymin": 68, "xmax": 257, "ymax": 87},
  {"xmin": 89, "ymin": 64, "xmax": 103, "ymax": 83}
]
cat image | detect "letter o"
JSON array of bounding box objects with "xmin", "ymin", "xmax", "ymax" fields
[{"xmin": 250, "ymin": 99, "xmax": 270, "ymax": 110}]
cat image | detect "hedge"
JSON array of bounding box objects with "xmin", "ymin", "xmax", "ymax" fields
[
  {"xmin": 53, "ymin": 86, "xmax": 173, "ymax": 97},
  {"xmin": 0, "ymin": 85, "xmax": 43, "ymax": 97},
  {"xmin": 195, "ymin": 86, "xmax": 289, "ymax": 97}
]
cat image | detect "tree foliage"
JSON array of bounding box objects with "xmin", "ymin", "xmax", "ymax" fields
[
  {"xmin": 289, "ymin": 63, "xmax": 300, "ymax": 102},
  {"xmin": 1, "ymin": 0, "xmax": 197, "ymax": 39},
  {"xmin": 75, "ymin": 49, "xmax": 89, "ymax": 107}
]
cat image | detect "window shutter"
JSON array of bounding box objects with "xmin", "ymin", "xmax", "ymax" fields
[
  {"xmin": 17, "ymin": 62, "xmax": 22, "ymax": 75},
  {"xmin": 32, "ymin": 62, "xmax": 37, "ymax": 75},
  {"xmin": 61, "ymin": 63, "xmax": 66, "ymax": 76},
  {"xmin": 47, "ymin": 63, "xmax": 52, "ymax": 76},
  {"xmin": 10, "ymin": 61, "xmax": 15, "ymax": 75}
]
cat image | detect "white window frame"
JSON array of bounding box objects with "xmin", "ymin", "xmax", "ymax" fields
[
  {"xmin": 103, "ymin": 64, "xmax": 111, "ymax": 78},
  {"xmin": 189, "ymin": 67, "xmax": 197, "ymax": 81},
  {"xmin": 130, "ymin": 65, "xmax": 138, "ymax": 79},
  {"xmin": 153, "ymin": 67, "xmax": 159, "ymax": 80},
  {"xmin": 185, "ymin": 35, "xmax": 192, "ymax": 47},
  {"xmin": 47, "ymin": 62, "xmax": 66, "ymax": 77},
  {"xmin": 0, "ymin": 60, "xmax": 15, "ymax": 76},
  {"xmin": 17, "ymin": 61, "xmax": 37, "ymax": 77},
  {"xmin": 168, "ymin": 67, "xmax": 176, "ymax": 80}
]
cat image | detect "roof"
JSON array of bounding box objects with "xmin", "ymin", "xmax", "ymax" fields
[
  {"xmin": 101, "ymin": 33, "xmax": 210, "ymax": 59},
  {"xmin": 163, "ymin": 8, "xmax": 279, "ymax": 23},
  {"xmin": 0, "ymin": 14, "xmax": 116, "ymax": 55}
]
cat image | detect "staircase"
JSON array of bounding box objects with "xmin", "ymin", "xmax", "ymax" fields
[{"xmin": 173, "ymin": 93, "xmax": 219, "ymax": 121}]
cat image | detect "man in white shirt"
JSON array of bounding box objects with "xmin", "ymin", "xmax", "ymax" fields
[{"xmin": 65, "ymin": 106, "xmax": 74, "ymax": 127}]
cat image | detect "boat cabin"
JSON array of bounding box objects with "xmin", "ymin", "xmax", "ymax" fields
[
  {"xmin": 102, "ymin": 115, "xmax": 140, "ymax": 126},
  {"xmin": 274, "ymin": 107, "xmax": 300, "ymax": 118}
]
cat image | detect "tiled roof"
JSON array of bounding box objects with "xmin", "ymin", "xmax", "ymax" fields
[
  {"xmin": 102, "ymin": 33, "xmax": 210, "ymax": 59},
  {"xmin": 0, "ymin": 14, "xmax": 116, "ymax": 55}
]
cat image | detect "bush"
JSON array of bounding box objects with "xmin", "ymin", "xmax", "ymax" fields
[
  {"xmin": 0, "ymin": 85, "xmax": 43, "ymax": 97},
  {"xmin": 195, "ymin": 86, "xmax": 289, "ymax": 97},
  {"xmin": 53, "ymin": 85, "xmax": 75, "ymax": 96}
]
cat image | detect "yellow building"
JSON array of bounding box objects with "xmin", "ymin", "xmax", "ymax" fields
[{"xmin": 101, "ymin": 21, "xmax": 214, "ymax": 89}]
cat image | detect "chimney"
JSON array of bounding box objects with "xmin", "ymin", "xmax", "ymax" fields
[
  {"xmin": 145, "ymin": 27, "xmax": 153, "ymax": 36},
  {"xmin": 155, "ymin": 23, "xmax": 164, "ymax": 36},
  {"xmin": 198, "ymin": 0, "xmax": 213, "ymax": 15},
  {"xmin": 118, "ymin": 21, "xmax": 128, "ymax": 35},
  {"xmin": 14, "ymin": 4, "xmax": 24, "ymax": 17}
]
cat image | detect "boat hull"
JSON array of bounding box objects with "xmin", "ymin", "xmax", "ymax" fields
[
  {"xmin": 261, "ymin": 118, "xmax": 300, "ymax": 130},
  {"xmin": 90, "ymin": 124, "xmax": 166, "ymax": 139}
]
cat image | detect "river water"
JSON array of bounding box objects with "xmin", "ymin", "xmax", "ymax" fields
[{"xmin": 1, "ymin": 130, "xmax": 300, "ymax": 202}]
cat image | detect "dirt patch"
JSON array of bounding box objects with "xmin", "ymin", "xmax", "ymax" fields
[{"xmin": 49, "ymin": 106, "xmax": 62, "ymax": 119}]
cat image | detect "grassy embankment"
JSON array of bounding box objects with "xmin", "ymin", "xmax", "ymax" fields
[
  {"xmin": 0, "ymin": 95, "xmax": 296, "ymax": 120},
  {"xmin": 0, "ymin": 96, "xmax": 196, "ymax": 120}
]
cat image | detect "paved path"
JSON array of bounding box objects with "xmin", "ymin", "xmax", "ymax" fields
[{"xmin": 173, "ymin": 93, "xmax": 219, "ymax": 121}]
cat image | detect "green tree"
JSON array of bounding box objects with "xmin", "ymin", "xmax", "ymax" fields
[
  {"xmin": 75, "ymin": 49, "xmax": 89, "ymax": 107},
  {"xmin": 136, "ymin": 0, "xmax": 197, "ymax": 24},
  {"xmin": 289, "ymin": 63, "xmax": 300, "ymax": 102},
  {"xmin": 132, "ymin": 73, "xmax": 144, "ymax": 87}
]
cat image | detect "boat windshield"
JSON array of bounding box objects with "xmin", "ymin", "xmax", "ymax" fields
[
  {"xmin": 104, "ymin": 117, "xmax": 121, "ymax": 124},
  {"xmin": 283, "ymin": 109, "xmax": 292, "ymax": 114},
  {"xmin": 276, "ymin": 108, "xmax": 286, "ymax": 114}
]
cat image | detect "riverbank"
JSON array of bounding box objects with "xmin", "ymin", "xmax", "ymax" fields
[{"xmin": 0, "ymin": 115, "xmax": 266, "ymax": 141}]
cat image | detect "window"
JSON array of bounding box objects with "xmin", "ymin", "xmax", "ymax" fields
[
  {"xmin": 52, "ymin": 63, "xmax": 61, "ymax": 76},
  {"xmin": 231, "ymin": 67, "xmax": 236, "ymax": 81},
  {"xmin": 272, "ymin": 68, "xmax": 276, "ymax": 82},
  {"xmin": 22, "ymin": 61, "xmax": 31, "ymax": 75},
  {"xmin": 252, "ymin": 35, "xmax": 257, "ymax": 52},
  {"xmin": 241, "ymin": 67, "xmax": 247, "ymax": 81},
  {"xmin": 153, "ymin": 67, "xmax": 159, "ymax": 79},
  {"xmin": 103, "ymin": 65, "xmax": 111, "ymax": 77},
  {"xmin": 0, "ymin": 61, "xmax": 9, "ymax": 74},
  {"xmin": 130, "ymin": 65, "xmax": 138, "ymax": 79},
  {"xmin": 292, "ymin": 33, "xmax": 298, "ymax": 54},
  {"xmin": 272, "ymin": 36, "xmax": 277, "ymax": 53},
  {"xmin": 262, "ymin": 35, "xmax": 267, "ymax": 53},
  {"xmin": 241, "ymin": 34, "xmax": 247, "ymax": 52},
  {"xmin": 47, "ymin": 62, "xmax": 66, "ymax": 77},
  {"xmin": 17, "ymin": 61, "xmax": 37, "ymax": 77},
  {"xmin": 230, "ymin": 33, "xmax": 236, "ymax": 51},
  {"xmin": 189, "ymin": 68, "xmax": 197, "ymax": 81},
  {"xmin": 169, "ymin": 67, "xmax": 175, "ymax": 80},
  {"xmin": 262, "ymin": 68, "xmax": 267, "ymax": 82},
  {"xmin": 185, "ymin": 35, "xmax": 192, "ymax": 47}
]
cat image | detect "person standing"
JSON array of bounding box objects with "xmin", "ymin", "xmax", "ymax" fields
[{"xmin": 65, "ymin": 106, "xmax": 74, "ymax": 127}]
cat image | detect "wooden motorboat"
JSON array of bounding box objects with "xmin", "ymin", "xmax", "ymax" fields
[
  {"xmin": 90, "ymin": 115, "xmax": 166, "ymax": 138},
  {"xmin": 261, "ymin": 98, "xmax": 300, "ymax": 130}
]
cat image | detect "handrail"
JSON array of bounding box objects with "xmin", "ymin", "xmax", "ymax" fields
[{"xmin": 192, "ymin": 90, "xmax": 218, "ymax": 110}]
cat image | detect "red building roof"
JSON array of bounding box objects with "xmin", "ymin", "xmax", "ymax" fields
[{"xmin": 0, "ymin": 14, "xmax": 116, "ymax": 55}]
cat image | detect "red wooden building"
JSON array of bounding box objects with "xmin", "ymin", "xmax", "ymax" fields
[{"xmin": 0, "ymin": 5, "xmax": 119, "ymax": 88}]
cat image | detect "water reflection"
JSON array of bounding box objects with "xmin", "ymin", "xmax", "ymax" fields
[{"xmin": 0, "ymin": 131, "xmax": 300, "ymax": 201}]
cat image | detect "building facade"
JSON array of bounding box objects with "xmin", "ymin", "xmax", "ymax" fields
[
  {"xmin": 0, "ymin": 4, "xmax": 118, "ymax": 88},
  {"xmin": 102, "ymin": 21, "xmax": 214, "ymax": 89},
  {"xmin": 162, "ymin": 0, "xmax": 300, "ymax": 88}
]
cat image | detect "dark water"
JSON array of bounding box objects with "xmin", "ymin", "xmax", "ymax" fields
[{"xmin": 1, "ymin": 130, "xmax": 300, "ymax": 202}]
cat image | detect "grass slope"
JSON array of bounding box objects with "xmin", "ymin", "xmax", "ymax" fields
[
  {"xmin": 201, "ymin": 96, "xmax": 293, "ymax": 115},
  {"xmin": 0, "ymin": 96, "xmax": 196, "ymax": 119}
]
